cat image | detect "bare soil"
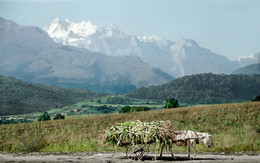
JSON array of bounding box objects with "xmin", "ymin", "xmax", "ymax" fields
[{"xmin": 0, "ymin": 152, "xmax": 259, "ymax": 163}]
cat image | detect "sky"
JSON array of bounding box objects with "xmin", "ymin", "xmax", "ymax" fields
[{"xmin": 0, "ymin": 0, "xmax": 260, "ymax": 60}]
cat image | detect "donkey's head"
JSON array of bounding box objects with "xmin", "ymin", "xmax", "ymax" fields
[{"xmin": 202, "ymin": 133, "xmax": 212, "ymax": 148}]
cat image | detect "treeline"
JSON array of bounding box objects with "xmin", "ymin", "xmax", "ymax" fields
[
  {"xmin": 119, "ymin": 106, "xmax": 150, "ymax": 113},
  {"xmin": 0, "ymin": 117, "xmax": 32, "ymax": 125},
  {"xmin": 104, "ymin": 96, "xmax": 133, "ymax": 104},
  {"xmin": 127, "ymin": 73, "xmax": 260, "ymax": 104},
  {"xmin": 77, "ymin": 105, "xmax": 118, "ymax": 114},
  {"xmin": 44, "ymin": 80, "xmax": 137, "ymax": 94},
  {"xmin": 0, "ymin": 75, "xmax": 106, "ymax": 115}
]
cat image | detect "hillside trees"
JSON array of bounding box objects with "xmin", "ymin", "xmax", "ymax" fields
[
  {"xmin": 0, "ymin": 75, "xmax": 106, "ymax": 115},
  {"xmin": 105, "ymin": 96, "xmax": 132, "ymax": 104},
  {"xmin": 127, "ymin": 73, "xmax": 260, "ymax": 104}
]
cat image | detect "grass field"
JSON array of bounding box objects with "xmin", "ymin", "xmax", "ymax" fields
[{"xmin": 0, "ymin": 102, "xmax": 259, "ymax": 153}]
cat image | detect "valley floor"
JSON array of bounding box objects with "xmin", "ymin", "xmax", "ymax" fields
[{"xmin": 0, "ymin": 152, "xmax": 259, "ymax": 163}]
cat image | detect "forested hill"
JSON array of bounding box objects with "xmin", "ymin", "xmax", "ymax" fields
[
  {"xmin": 233, "ymin": 63, "xmax": 260, "ymax": 74},
  {"xmin": 127, "ymin": 73, "xmax": 260, "ymax": 104},
  {"xmin": 0, "ymin": 75, "xmax": 106, "ymax": 115}
]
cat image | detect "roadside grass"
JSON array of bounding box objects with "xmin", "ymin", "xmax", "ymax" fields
[{"xmin": 0, "ymin": 102, "xmax": 259, "ymax": 153}]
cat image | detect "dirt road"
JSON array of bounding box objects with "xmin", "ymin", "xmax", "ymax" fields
[{"xmin": 0, "ymin": 152, "xmax": 259, "ymax": 163}]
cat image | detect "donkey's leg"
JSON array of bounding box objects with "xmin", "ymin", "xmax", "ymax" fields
[
  {"xmin": 153, "ymin": 145, "xmax": 162, "ymax": 161},
  {"xmin": 193, "ymin": 143, "xmax": 197, "ymax": 159},
  {"xmin": 187, "ymin": 141, "xmax": 191, "ymax": 160},
  {"xmin": 169, "ymin": 144, "xmax": 176, "ymax": 159},
  {"xmin": 159, "ymin": 145, "xmax": 164, "ymax": 158}
]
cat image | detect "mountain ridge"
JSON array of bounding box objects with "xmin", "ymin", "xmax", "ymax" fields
[
  {"xmin": 44, "ymin": 18, "xmax": 247, "ymax": 77},
  {"xmin": 0, "ymin": 17, "xmax": 173, "ymax": 94},
  {"xmin": 233, "ymin": 63, "xmax": 260, "ymax": 74}
]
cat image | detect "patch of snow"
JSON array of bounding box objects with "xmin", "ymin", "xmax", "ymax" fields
[{"xmin": 69, "ymin": 20, "xmax": 97, "ymax": 37}]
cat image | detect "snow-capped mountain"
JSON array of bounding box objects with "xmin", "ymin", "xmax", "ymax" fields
[
  {"xmin": 44, "ymin": 18, "xmax": 241, "ymax": 77},
  {"xmin": 44, "ymin": 18, "xmax": 130, "ymax": 55},
  {"xmin": 0, "ymin": 17, "xmax": 173, "ymax": 94}
]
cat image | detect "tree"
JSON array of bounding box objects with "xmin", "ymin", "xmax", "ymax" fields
[
  {"xmin": 165, "ymin": 97, "xmax": 179, "ymax": 109},
  {"xmin": 96, "ymin": 99, "xmax": 102, "ymax": 104},
  {"xmin": 119, "ymin": 106, "xmax": 131, "ymax": 113},
  {"xmin": 38, "ymin": 111, "xmax": 51, "ymax": 121},
  {"xmin": 252, "ymin": 95, "xmax": 260, "ymax": 102},
  {"xmin": 53, "ymin": 113, "xmax": 65, "ymax": 120}
]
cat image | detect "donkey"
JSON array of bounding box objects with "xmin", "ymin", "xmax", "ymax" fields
[
  {"xmin": 186, "ymin": 131, "xmax": 212, "ymax": 159},
  {"xmin": 158, "ymin": 130, "xmax": 212, "ymax": 160},
  {"xmin": 195, "ymin": 132, "xmax": 212, "ymax": 148}
]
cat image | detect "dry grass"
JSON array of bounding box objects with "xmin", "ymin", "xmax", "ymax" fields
[{"xmin": 0, "ymin": 102, "xmax": 259, "ymax": 152}]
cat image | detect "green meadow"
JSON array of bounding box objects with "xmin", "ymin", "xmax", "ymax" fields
[{"xmin": 0, "ymin": 102, "xmax": 259, "ymax": 154}]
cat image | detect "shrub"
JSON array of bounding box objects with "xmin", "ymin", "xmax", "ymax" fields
[
  {"xmin": 17, "ymin": 135, "xmax": 48, "ymax": 152},
  {"xmin": 131, "ymin": 106, "xmax": 150, "ymax": 112},
  {"xmin": 119, "ymin": 106, "xmax": 150, "ymax": 113},
  {"xmin": 38, "ymin": 111, "xmax": 51, "ymax": 121},
  {"xmin": 53, "ymin": 113, "xmax": 65, "ymax": 120}
]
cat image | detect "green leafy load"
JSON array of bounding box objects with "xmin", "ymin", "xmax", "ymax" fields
[{"xmin": 103, "ymin": 120, "xmax": 175, "ymax": 148}]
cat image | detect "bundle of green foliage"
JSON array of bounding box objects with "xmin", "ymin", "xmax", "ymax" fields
[
  {"xmin": 53, "ymin": 113, "xmax": 65, "ymax": 120},
  {"xmin": 119, "ymin": 106, "xmax": 150, "ymax": 113},
  {"xmin": 38, "ymin": 111, "xmax": 50, "ymax": 121},
  {"xmin": 103, "ymin": 120, "xmax": 175, "ymax": 149},
  {"xmin": 252, "ymin": 95, "xmax": 260, "ymax": 102},
  {"xmin": 165, "ymin": 97, "xmax": 179, "ymax": 109}
]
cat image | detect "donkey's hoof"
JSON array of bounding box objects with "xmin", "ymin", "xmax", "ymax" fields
[{"xmin": 152, "ymin": 157, "xmax": 157, "ymax": 161}]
